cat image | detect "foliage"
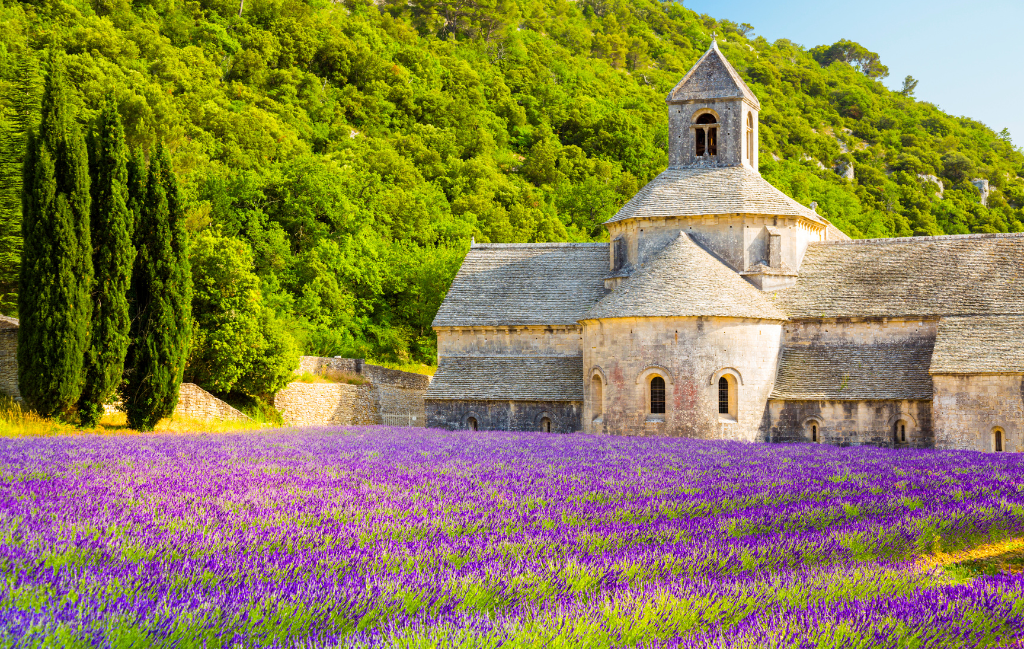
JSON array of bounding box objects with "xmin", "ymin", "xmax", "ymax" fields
[
  {"xmin": 0, "ymin": 0, "xmax": 1021, "ymax": 363},
  {"xmin": 186, "ymin": 230, "xmax": 298, "ymax": 397},
  {"xmin": 17, "ymin": 53, "xmax": 93, "ymax": 419},
  {"xmin": 121, "ymin": 145, "xmax": 190, "ymax": 430},
  {"xmin": 78, "ymin": 100, "xmax": 135, "ymax": 428},
  {"xmin": 2, "ymin": 429, "xmax": 1024, "ymax": 645}
]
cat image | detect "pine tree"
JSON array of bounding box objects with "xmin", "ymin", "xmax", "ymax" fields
[
  {"xmin": 18, "ymin": 52, "xmax": 92, "ymax": 419},
  {"xmin": 78, "ymin": 101, "xmax": 134, "ymax": 428},
  {"xmin": 122, "ymin": 144, "xmax": 190, "ymax": 430}
]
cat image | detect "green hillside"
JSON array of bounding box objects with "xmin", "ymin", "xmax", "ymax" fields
[{"xmin": 1, "ymin": 0, "xmax": 1022, "ymax": 367}]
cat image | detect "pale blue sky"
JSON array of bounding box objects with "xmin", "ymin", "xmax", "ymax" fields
[{"xmin": 684, "ymin": 0, "xmax": 1024, "ymax": 147}]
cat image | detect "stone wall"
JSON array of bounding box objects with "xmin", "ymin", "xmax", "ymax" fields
[
  {"xmin": 768, "ymin": 399, "xmax": 933, "ymax": 448},
  {"xmin": 274, "ymin": 382, "xmax": 378, "ymax": 427},
  {"xmin": 297, "ymin": 356, "xmax": 430, "ymax": 389},
  {"xmin": 175, "ymin": 383, "xmax": 251, "ymax": 422},
  {"xmin": 582, "ymin": 316, "xmax": 783, "ymax": 441},
  {"xmin": 426, "ymin": 399, "xmax": 582, "ymax": 433},
  {"xmin": 0, "ymin": 317, "xmax": 18, "ymax": 401},
  {"xmin": 436, "ymin": 325, "xmax": 582, "ymax": 358},
  {"xmin": 933, "ymin": 374, "xmax": 1024, "ymax": 452}
]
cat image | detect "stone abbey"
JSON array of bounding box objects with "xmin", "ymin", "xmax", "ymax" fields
[{"xmin": 425, "ymin": 41, "xmax": 1024, "ymax": 452}]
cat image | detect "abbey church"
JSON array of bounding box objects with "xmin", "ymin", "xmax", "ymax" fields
[{"xmin": 424, "ymin": 41, "xmax": 1024, "ymax": 453}]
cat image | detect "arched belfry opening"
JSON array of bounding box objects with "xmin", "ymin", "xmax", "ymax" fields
[{"xmin": 694, "ymin": 113, "xmax": 718, "ymax": 157}]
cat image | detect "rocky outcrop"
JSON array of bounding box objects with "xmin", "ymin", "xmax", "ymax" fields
[
  {"xmin": 918, "ymin": 174, "xmax": 944, "ymax": 199},
  {"xmin": 971, "ymin": 178, "xmax": 990, "ymax": 206}
]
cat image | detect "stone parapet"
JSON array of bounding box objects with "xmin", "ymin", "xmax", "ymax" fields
[{"xmin": 175, "ymin": 383, "xmax": 251, "ymax": 422}]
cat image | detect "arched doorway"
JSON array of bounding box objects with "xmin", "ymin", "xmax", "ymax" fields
[
  {"xmin": 540, "ymin": 417, "xmax": 551, "ymax": 433},
  {"xmin": 466, "ymin": 417, "xmax": 478, "ymax": 431}
]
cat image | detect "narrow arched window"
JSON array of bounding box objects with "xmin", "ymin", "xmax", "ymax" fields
[
  {"xmin": 811, "ymin": 424, "xmax": 818, "ymax": 443},
  {"xmin": 718, "ymin": 377, "xmax": 729, "ymax": 415},
  {"xmin": 746, "ymin": 113, "xmax": 754, "ymax": 165},
  {"xmin": 995, "ymin": 428, "xmax": 1004, "ymax": 453},
  {"xmin": 541, "ymin": 417, "xmax": 551, "ymax": 433},
  {"xmin": 591, "ymin": 375, "xmax": 603, "ymax": 420},
  {"xmin": 650, "ymin": 377, "xmax": 665, "ymax": 414},
  {"xmin": 467, "ymin": 417, "xmax": 478, "ymax": 431}
]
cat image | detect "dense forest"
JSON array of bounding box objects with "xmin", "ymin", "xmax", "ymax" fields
[{"xmin": 0, "ymin": 0, "xmax": 1022, "ymax": 371}]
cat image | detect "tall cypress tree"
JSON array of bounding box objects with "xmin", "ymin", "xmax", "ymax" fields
[
  {"xmin": 78, "ymin": 101, "xmax": 134, "ymax": 428},
  {"xmin": 18, "ymin": 52, "xmax": 92, "ymax": 419},
  {"xmin": 122, "ymin": 144, "xmax": 189, "ymax": 430}
]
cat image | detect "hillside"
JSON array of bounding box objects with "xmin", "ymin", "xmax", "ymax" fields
[{"xmin": 0, "ymin": 0, "xmax": 1022, "ymax": 366}]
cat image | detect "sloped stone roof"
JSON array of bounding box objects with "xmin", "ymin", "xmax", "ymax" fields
[
  {"xmin": 0, "ymin": 316, "xmax": 17, "ymax": 330},
  {"xmin": 584, "ymin": 233, "xmax": 788, "ymax": 321},
  {"xmin": 431, "ymin": 243, "xmax": 609, "ymax": 328},
  {"xmin": 667, "ymin": 40, "xmax": 760, "ymax": 109},
  {"xmin": 930, "ymin": 316, "xmax": 1024, "ymax": 374},
  {"xmin": 605, "ymin": 166, "xmax": 826, "ymax": 225},
  {"xmin": 774, "ymin": 233, "xmax": 1024, "ymax": 319},
  {"xmin": 425, "ymin": 356, "xmax": 583, "ymax": 401},
  {"xmin": 771, "ymin": 342, "xmax": 935, "ymax": 401}
]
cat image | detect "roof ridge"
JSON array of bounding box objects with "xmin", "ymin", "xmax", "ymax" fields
[{"xmin": 814, "ymin": 232, "xmax": 1024, "ymax": 246}]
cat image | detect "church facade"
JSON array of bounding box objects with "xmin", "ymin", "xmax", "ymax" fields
[{"xmin": 425, "ymin": 42, "xmax": 1024, "ymax": 453}]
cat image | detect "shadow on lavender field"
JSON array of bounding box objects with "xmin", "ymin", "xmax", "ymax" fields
[{"xmin": 2, "ymin": 426, "xmax": 1023, "ymax": 647}]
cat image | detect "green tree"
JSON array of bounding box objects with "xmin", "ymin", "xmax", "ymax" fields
[
  {"xmin": 78, "ymin": 101, "xmax": 135, "ymax": 428},
  {"xmin": 810, "ymin": 39, "xmax": 889, "ymax": 79},
  {"xmin": 899, "ymin": 75, "xmax": 919, "ymax": 98},
  {"xmin": 121, "ymin": 144, "xmax": 190, "ymax": 430},
  {"xmin": 17, "ymin": 52, "xmax": 92, "ymax": 419}
]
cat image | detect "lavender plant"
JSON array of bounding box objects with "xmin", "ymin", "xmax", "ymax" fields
[{"xmin": 1, "ymin": 428, "xmax": 1022, "ymax": 647}]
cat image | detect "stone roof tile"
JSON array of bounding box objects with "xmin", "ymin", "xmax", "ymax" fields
[
  {"xmin": 771, "ymin": 342, "xmax": 935, "ymax": 401},
  {"xmin": 584, "ymin": 233, "xmax": 788, "ymax": 321},
  {"xmin": 606, "ymin": 166, "xmax": 829, "ymax": 225},
  {"xmin": 775, "ymin": 233, "xmax": 1024, "ymax": 318},
  {"xmin": 666, "ymin": 40, "xmax": 760, "ymax": 109},
  {"xmin": 431, "ymin": 243, "xmax": 609, "ymax": 328},
  {"xmin": 930, "ymin": 316, "xmax": 1024, "ymax": 374},
  {"xmin": 425, "ymin": 356, "xmax": 583, "ymax": 401}
]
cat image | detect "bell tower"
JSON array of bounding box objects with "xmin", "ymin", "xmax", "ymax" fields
[{"xmin": 666, "ymin": 38, "xmax": 760, "ymax": 170}]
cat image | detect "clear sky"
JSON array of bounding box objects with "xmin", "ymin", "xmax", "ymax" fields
[{"xmin": 684, "ymin": 0, "xmax": 1024, "ymax": 148}]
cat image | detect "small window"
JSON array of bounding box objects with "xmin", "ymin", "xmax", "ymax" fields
[
  {"xmin": 467, "ymin": 417, "xmax": 478, "ymax": 431},
  {"xmin": 894, "ymin": 420, "xmax": 907, "ymax": 445},
  {"xmin": 540, "ymin": 417, "xmax": 551, "ymax": 433},
  {"xmin": 650, "ymin": 376, "xmax": 666, "ymax": 414},
  {"xmin": 746, "ymin": 113, "xmax": 754, "ymax": 165},
  {"xmin": 811, "ymin": 423, "xmax": 819, "ymax": 443},
  {"xmin": 591, "ymin": 375, "xmax": 603, "ymax": 420},
  {"xmin": 995, "ymin": 428, "xmax": 1004, "ymax": 453},
  {"xmin": 695, "ymin": 129, "xmax": 706, "ymax": 157},
  {"xmin": 718, "ymin": 377, "xmax": 729, "ymax": 415}
]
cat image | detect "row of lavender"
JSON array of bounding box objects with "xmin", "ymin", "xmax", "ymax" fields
[{"xmin": 1, "ymin": 428, "xmax": 1023, "ymax": 647}]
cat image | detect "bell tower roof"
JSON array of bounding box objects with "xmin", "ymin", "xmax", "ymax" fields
[{"xmin": 667, "ymin": 38, "xmax": 760, "ymax": 109}]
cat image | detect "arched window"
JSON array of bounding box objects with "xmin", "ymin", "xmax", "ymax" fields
[
  {"xmin": 694, "ymin": 113, "xmax": 718, "ymax": 157},
  {"xmin": 466, "ymin": 417, "xmax": 478, "ymax": 431},
  {"xmin": 746, "ymin": 113, "xmax": 754, "ymax": 165},
  {"xmin": 718, "ymin": 377, "xmax": 729, "ymax": 414},
  {"xmin": 650, "ymin": 376, "xmax": 666, "ymax": 414},
  {"xmin": 808, "ymin": 421, "xmax": 820, "ymax": 443},
  {"xmin": 894, "ymin": 420, "xmax": 907, "ymax": 445},
  {"xmin": 540, "ymin": 417, "xmax": 552, "ymax": 433},
  {"xmin": 717, "ymin": 373, "xmax": 738, "ymax": 421},
  {"xmin": 994, "ymin": 428, "xmax": 1005, "ymax": 453},
  {"xmin": 591, "ymin": 375, "xmax": 603, "ymax": 421}
]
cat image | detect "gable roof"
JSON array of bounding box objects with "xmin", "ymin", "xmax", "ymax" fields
[
  {"xmin": 771, "ymin": 342, "xmax": 935, "ymax": 401},
  {"xmin": 431, "ymin": 243, "xmax": 609, "ymax": 328},
  {"xmin": 425, "ymin": 356, "xmax": 583, "ymax": 401},
  {"xmin": 930, "ymin": 316, "xmax": 1024, "ymax": 374},
  {"xmin": 774, "ymin": 233, "xmax": 1024, "ymax": 319},
  {"xmin": 605, "ymin": 166, "xmax": 828, "ymax": 225},
  {"xmin": 584, "ymin": 233, "xmax": 788, "ymax": 321},
  {"xmin": 667, "ymin": 40, "xmax": 760, "ymax": 109}
]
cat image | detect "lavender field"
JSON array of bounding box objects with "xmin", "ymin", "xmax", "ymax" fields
[{"xmin": 2, "ymin": 427, "xmax": 1024, "ymax": 647}]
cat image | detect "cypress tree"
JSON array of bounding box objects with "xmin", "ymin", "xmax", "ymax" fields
[
  {"xmin": 78, "ymin": 101, "xmax": 134, "ymax": 427},
  {"xmin": 18, "ymin": 52, "xmax": 92, "ymax": 419},
  {"xmin": 122, "ymin": 144, "xmax": 190, "ymax": 430}
]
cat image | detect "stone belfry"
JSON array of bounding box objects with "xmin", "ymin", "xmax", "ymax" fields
[{"xmin": 666, "ymin": 38, "xmax": 760, "ymax": 170}]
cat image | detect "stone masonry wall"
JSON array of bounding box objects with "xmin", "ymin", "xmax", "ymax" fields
[
  {"xmin": 0, "ymin": 324, "xmax": 18, "ymax": 401},
  {"xmin": 583, "ymin": 316, "xmax": 783, "ymax": 441},
  {"xmin": 426, "ymin": 399, "xmax": 582, "ymax": 434},
  {"xmin": 933, "ymin": 374, "xmax": 1024, "ymax": 452},
  {"xmin": 297, "ymin": 356, "xmax": 430, "ymax": 389},
  {"xmin": 768, "ymin": 399, "xmax": 933, "ymax": 448},
  {"xmin": 175, "ymin": 383, "xmax": 251, "ymax": 422},
  {"xmin": 436, "ymin": 326, "xmax": 582, "ymax": 358},
  {"xmin": 274, "ymin": 382, "xmax": 378, "ymax": 427},
  {"xmin": 294, "ymin": 356, "xmax": 430, "ymax": 426}
]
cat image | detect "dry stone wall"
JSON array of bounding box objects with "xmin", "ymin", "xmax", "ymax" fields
[
  {"xmin": 274, "ymin": 382, "xmax": 377, "ymax": 427},
  {"xmin": 768, "ymin": 399, "xmax": 933, "ymax": 448},
  {"xmin": 175, "ymin": 384, "xmax": 250, "ymax": 422}
]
